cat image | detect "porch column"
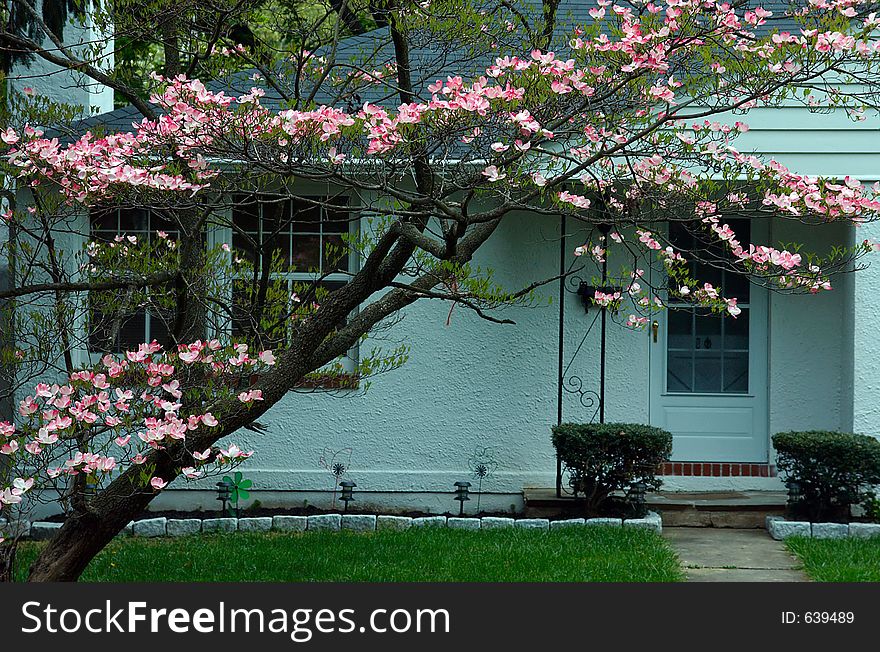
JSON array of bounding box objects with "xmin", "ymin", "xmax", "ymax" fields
[{"xmin": 852, "ymin": 219, "xmax": 880, "ymax": 436}]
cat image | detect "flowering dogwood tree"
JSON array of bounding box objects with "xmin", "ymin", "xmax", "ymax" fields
[{"xmin": 2, "ymin": 0, "xmax": 880, "ymax": 580}]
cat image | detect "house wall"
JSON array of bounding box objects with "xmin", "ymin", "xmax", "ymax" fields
[
  {"xmin": 151, "ymin": 218, "xmax": 855, "ymax": 513},
  {"xmin": 159, "ymin": 101, "xmax": 873, "ymax": 511}
]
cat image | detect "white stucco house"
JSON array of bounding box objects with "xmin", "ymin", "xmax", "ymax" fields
[{"xmin": 7, "ymin": 2, "xmax": 880, "ymax": 516}]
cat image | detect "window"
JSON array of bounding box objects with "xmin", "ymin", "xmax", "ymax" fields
[
  {"xmin": 88, "ymin": 207, "xmax": 178, "ymax": 351},
  {"xmin": 666, "ymin": 220, "xmax": 750, "ymax": 394},
  {"xmin": 229, "ymin": 194, "xmax": 356, "ymax": 370}
]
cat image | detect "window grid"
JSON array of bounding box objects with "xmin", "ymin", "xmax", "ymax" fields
[
  {"xmin": 229, "ymin": 196, "xmax": 355, "ymax": 366},
  {"xmin": 88, "ymin": 208, "xmax": 178, "ymax": 351}
]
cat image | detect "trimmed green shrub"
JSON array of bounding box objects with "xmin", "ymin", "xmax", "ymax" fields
[
  {"xmin": 773, "ymin": 431, "xmax": 880, "ymax": 522},
  {"xmin": 551, "ymin": 422, "xmax": 673, "ymax": 516}
]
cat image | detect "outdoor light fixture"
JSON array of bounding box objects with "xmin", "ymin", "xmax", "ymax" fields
[
  {"xmin": 216, "ymin": 478, "xmax": 233, "ymax": 514},
  {"xmin": 339, "ymin": 480, "xmax": 356, "ymax": 511},
  {"xmin": 630, "ymin": 481, "xmax": 648, "ymax": 517},
  {"xmin": 454, "ymin": 481, "xmax": 472, "ymax": 515}
]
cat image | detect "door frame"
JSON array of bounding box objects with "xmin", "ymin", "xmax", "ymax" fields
[{"xmin": 647, "ymin": 219, "xmax": 771, "ymax": 463}]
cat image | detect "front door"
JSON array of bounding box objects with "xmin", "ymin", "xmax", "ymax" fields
[{"xmin": 649, "ymin": 220, "xmax": 769, "ymax": 462}]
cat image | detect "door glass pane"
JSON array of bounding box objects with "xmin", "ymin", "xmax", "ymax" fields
[
  {"xmin": 693, "ymin": 351, "xmax": 722, "ymax": 393},
  {"xmin": 724, "ymin": 310, "xmax": 749, "ymax": 351},
  {"xmin": 667, "ymin": 309, "xmax": 749, "ymax": 394},
  {"xmin": 724, "ymin": 352, "xmax": 749, "ymax": 393},
  {"xmin": 667, "ymin": 352, "xmax": 693, "ymax": 392},
  {"xmin": 694, "ymin": 310, "xmax": 721, "ymax": 352},
  {"xmin": 667, "ymin": 308, "xmax": 692, "ymax": 349}
]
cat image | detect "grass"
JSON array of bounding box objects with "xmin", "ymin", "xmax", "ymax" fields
[
  {"xmin": 14, "ymin": 526, "xmax": 683, "ymax": 582},
  {"xmin": 786, "ymin": 536, "xmax": 880, "ymax": 582}
]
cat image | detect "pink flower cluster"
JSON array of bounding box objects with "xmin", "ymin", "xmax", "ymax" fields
[{"xmin": 0, "ymin": 340, "xmax": 276, "ymax": 510}]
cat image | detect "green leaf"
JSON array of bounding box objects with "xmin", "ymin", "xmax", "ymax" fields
[
  {"xmin": 238, "ymin": 489, "xmax": 250, "ymax": 501},
  {"xmin": 234, "ymin": 471, "xmax": 243, "ymax": 483},
  {"xmin": 222, "ymin": 475, "xmax": 233, "ymax": 484},
  {"xmin": 239, "ymin": 479, "xmax": 253, "ymax": 489}
]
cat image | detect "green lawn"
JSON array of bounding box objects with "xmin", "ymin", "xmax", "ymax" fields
[
  {"xmin": 786, "ymin": 537, "xmax": 880, "ymax": 582},
  {"xmin": 15, "ymin": 527, "xmax": 683, "ymax": 582}
]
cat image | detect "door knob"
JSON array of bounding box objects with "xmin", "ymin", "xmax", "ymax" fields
[{"xmin": 652, "ymin": 320, "xmax": 659, "ymax": 343}]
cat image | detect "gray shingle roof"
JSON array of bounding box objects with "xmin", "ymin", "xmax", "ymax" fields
[{"xmin": 68, "ymin": 0, "xmax": 807, "ymax": 138}]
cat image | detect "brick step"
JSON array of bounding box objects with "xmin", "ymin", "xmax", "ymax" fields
[{"xmin": 522, "ymin": 488, "xmax": 787, "ymax": 528}]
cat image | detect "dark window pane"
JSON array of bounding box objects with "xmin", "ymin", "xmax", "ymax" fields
[
  {"xmin": 724, "ymin": 309, "xmax": 749, "ymax": 351},
  {"xmin": 265, "ymin": 234, "xmax": 291, "ymax": 269},
  {"xmin": 323, "ymin": 234, "xmax": 349, "ymax": 272},
  {"xmin": 325, "ymin": 198, "xmax": 351, "ymax": 233},
  {"xmin": 148, "ymin": 310, "xmax": 172, "ymax": 346},
  {"xmin": 668, "ymin": 222, "xmax": 692, "ymax": 250},
  {"xmin": 667, "ymin": 308, "xmax": 692, "ymax": 350},
  {"xmin": 232, "ymin": 194, "xmax": 261, "ymax": 232},
  {"xmin": 693, "ymin": 262, "xmax": 722, "ymax": 288},
  {"xmin": 292, "ymin": 234, "xmax": 321, "ymax": 270},
  {"xmin": 667, "ymin": 352, "xmax": 693, "ymax": 392},
  {"xmin": 725, "ymin": 269, "xmax": 750, "ymax": 303},
  {"xmin": 90, "ymin": 208, "xmax": 117, "ymax": 231},
  {"xmin": 118, "ymin": 311, "xmax": 147, "ymax": 349},
  {"xmin": 291, "ymin": 201, "xmax": 321, "ymax": 232},
  {"xmin": 723, "ymin": 352, "xmax": 749, "ymax": 393},
  {"xmin": 232, "ymin": 231, "xmax": 258, "ymax": 265},
  {"xmin": 261, "ymin": 197, "xmax": 289, "ymax": 234},
  {"xmin": 119, "ymin": 208, "xmax": 150, "ymax": 233},
  {"xmin": 694, "ymin": 310, "xmax": 721, "ymax": 351},
  {"xmin": 150, "ymin": 211, "xmax": 177, "ymax": 234}
]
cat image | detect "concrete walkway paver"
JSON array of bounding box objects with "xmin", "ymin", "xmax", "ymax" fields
[{"xmin": 663, "ymin": 527, "xmax": 809, "ymax": 582}]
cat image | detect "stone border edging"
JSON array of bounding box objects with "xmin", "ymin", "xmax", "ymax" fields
[
  {"xmin": 766, "ymin": 516, "xmax": 880, "ymax": 540},
  {"xmin": 8, "ymin": 512, "xmax": 663, "ymax": 540}
]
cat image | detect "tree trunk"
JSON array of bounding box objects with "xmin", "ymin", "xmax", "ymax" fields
[
  {"xmin": 0, "ymin": 542, "xmax": 16, "ymax": 582},
  {"xmin": 27, "ymin": 490, "xmax": 155, "ymax": 581}
]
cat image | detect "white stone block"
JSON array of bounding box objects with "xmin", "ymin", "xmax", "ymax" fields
[
  {"xmin": 202, "ymin": 518, "xmax": 238, "ymax": 533},
  {"xmin": 623, "ymin": 512, "xmax": 662, "ymax": 534},
  {"xmin": 515, "ymin": 518, "xmax": 550, "ymax": 530},
  {"xmin": 849, "ymin": 522, "xmax": 880, "ymax": 539},
  {"xmin": 550, "ymin": 518, "xmax": 585, "ymax": 530},
  {"xmin": 166, "ymin": 519, "xmax": 202, "ymax": 537},
  {"xmin": 586, "ymin": 517, "xmax": 623, "ymax": 527},
  {"xmin": 308, "ymin": 514, "xmax": 342, "ymax": 531},
  {"xmin": 447, "ymin": 517, "xmax": 481, "ymax": 530},
  {"xmin": 765, "ymin": 515, "xmax": 784, "ymax": 530},
  {"xmin": 30, "ymin": 522, "xmax": 63, "ymax": 541},
  {"xmin": 411, "ymin": 516, "xmax": 447, "ymax": 528},
  {"xmin": 238, "ymin": 517, "xmax": 273, "ymax": 533},
  {"xmin": 811, "ymin": 523, "xmax": 849, "ymax": 539},
  {"xmin": 273, "ymin": 515, "xmax": 308, "ymax": 532},
  {"xmin": 768, "ymin": 519, "xmax": 811, "ymax": 540},
  {"xmin": 341, "ymin": 515, "xmax": 377, "ymax": 532},
  {"xmin": 0, "ymin": 520, "xmax": 31, "ymax": 538},
  {"xmin": 376, "ymin": 515, "xmax": 412, "ymax": 531},
  {"xmin": 132, "ymin": 517, "xmax": 167, "ymax": 538},
  {"xmin": 480, "ymin": 517, "xmax": 515, "ymax": 529}
]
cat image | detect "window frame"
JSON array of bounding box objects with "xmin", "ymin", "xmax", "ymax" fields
[
  {"xmin": 217, "ymin": 192, "xmax": 361, "ymax": 385},
  {"xmin": 85, "ymin": 206, "xmax": 180, "ymax": 354}
]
